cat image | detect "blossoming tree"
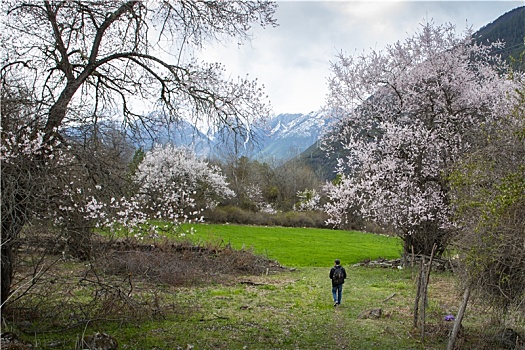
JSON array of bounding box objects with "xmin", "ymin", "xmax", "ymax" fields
[
  {"xmin": 1, "ymin": 0, "xmax": 276, "ymax": 307},
  {"xmin": 323, "ymin": 22, "xmax": 518, "ymax": 257},
  {"xmin": 99, "ymin": 144, "xmax": 235, "ymax": 237}
]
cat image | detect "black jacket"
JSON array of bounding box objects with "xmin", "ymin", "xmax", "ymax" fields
[{"xmin": 329, "ymin": 265, "xmax": 347, "ymax": 286}]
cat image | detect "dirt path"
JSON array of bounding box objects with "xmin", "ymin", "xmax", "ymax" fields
[{"xmin": 332, "ymin": 304, "xmax": 350, "ymax": 349}]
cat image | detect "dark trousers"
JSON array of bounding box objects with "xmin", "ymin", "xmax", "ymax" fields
[{"xmin": 332, "ymin": 284, "xmax": 343, "ymax": 304}]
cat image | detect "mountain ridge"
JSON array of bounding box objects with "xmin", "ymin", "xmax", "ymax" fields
[{"xmin": 131, "ymin": 109, "xmax": 333, "ymax": 163}]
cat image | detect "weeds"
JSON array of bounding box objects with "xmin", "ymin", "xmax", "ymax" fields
[{"xmin": 97, "ymin": 239, "xmax": 282, "ymax": 286}]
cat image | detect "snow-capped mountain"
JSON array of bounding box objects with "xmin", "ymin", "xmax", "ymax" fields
[
  {"xmin": 131, "ymin": 109, "xmax": 333, "ymax": 162},
  {"xmin": 253, "ymin": 110, "xmax": 332, "ymax": 161}
]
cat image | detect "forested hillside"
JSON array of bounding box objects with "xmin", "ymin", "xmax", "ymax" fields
[{"xmin": 474, "ymin": 5, "xmax": 525, "ymax": 70}]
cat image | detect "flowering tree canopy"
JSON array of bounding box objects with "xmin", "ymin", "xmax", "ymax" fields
[
  {"xmin": 295, "ymin": 189, "xmax": 321, "ymax": 212},
  {"xmin": 135, "ymin": 144, "xmax": 234, "ymax": 218},
  {"xmin": 323, "ymin": 22, "xmax": 519, "ymax": 256},
  {"xmin": 89, "ymin": 144, "xmax": 234, "ymax": 237}
]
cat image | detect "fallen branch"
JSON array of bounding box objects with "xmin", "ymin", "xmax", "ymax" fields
[
  {"xmin": 382, "ymin": 293, "xmax": 396, "ymax": 303},
  {"xmin": 213, "ymin": 313, "xmax": 229, "ymax": 320},
  {"xmin": 240, "ymin": 281, "xmax": 266, "ymax": 286}
]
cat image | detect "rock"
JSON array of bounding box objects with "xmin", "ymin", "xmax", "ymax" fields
[
  {"xmin": 80, "ymin": 333, "xmax": 118, "ymax": 350},
  {"xmin": 358, "ymin": 308, "xmax": 382, "ymax": 319},
  {"xmin": 1, "ymin": 332, "xmax": 34, "ymax": 350}
]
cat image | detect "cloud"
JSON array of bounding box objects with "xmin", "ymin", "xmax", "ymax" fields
[{"xmin": 198, "ymin": 1, "xmax": 523, "ymax": 114}]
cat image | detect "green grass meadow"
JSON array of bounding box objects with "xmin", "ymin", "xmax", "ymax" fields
[
  {"xmin": 110, "ymin": 267, "xmax": 425, "ymax": 350},
  {"xmin": 12, "ymin": 224, "xmax": 508, "ymax": 349},
  {"xmin": 180, "ymin": 224, "xmax": 402, "ymax": 267}
]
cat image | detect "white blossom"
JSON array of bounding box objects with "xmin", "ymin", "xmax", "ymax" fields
[{"xmin": 323, "ymin": 22, "xmax": 521, "ymax": 247}]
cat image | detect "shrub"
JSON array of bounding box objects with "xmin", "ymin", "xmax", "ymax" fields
[{"xmin": 205, "ymin": 206, "xmax": 329, "ymax": 228}]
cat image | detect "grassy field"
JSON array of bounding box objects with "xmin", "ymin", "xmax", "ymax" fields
[
  {"xmin": 6, "ymin": 224, "xmax": 522, "ymax": 349},
  {"xmin": 105, "ymin": 267, "xmax": 429, "ymax": 349},
  {"xmin": 179, "ymin": 223, "xmax": 402, "ymax": 267}
]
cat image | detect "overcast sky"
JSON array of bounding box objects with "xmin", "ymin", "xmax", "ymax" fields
[{"xmin": 199, "ymin": 1, "xmax": 524, "ymax": 115}]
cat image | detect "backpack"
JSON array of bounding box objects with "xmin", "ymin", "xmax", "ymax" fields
[{"xmin": 333, "ymin": 266, "xmax": 344, "ymax": 284}]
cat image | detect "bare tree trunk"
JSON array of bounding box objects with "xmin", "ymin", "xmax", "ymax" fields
[
  {"xmin": 1, "ymin": 242, "xmax": 14, "ymax": 307},
  {"xmin": 1, "ymin": 218, "xmax": 24, "ymax": 308},
  {"xmin": 421, "ymin": 243, "xmax": 437, "ymax": 334},
  {"xmin": 420, "ymin": 267, "xmax": 427, "ymax": 340},
  {"xmin": 414, "ymin": 244, "xmax": 437, "ymax": 341},
  {"xmin": 413, "ymin": 259, "xmax": 424, "ymax": 328},
  {"xmin": 447, "ymin": 285, "xmax": 471, "ymax": 350},
  {"xmin": 418, "ymin": 260, "xmax": 431, "ymax": 340}
]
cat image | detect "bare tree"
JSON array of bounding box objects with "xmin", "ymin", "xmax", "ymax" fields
[
  {"xmin": 273, "ymin": 159, "xmax": 320, "ymax": 211},
  {"xmin": 1, "ymin": 0, "xmax": 277, "ymax": 308}
]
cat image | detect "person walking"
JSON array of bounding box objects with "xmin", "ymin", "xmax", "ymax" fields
[{"xmin": 329, "ymin": 259, "xmax": 347, "ymax": 306}]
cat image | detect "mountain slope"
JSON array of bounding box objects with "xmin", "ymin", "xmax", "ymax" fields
[
  {"xmin": 130, "ymin": 117, "xmax": 213, "ymax": 156},
  {"xmin": 129, "ymin": 110, "xmax": 332, "ymax": 162},
  {"xmin": 474, "ymin": 6, "xmax": 525, "ymax": 70}
]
